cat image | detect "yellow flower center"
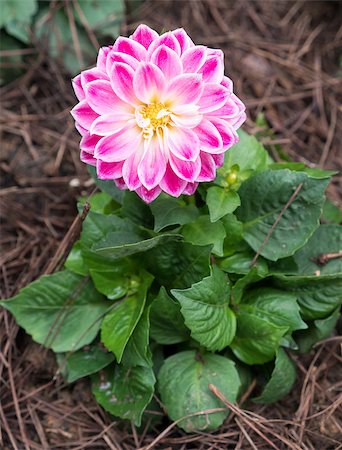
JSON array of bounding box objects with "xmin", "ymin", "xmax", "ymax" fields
[{"xmin": 141, "ymin": 103, "xmax": 170, "ymax": 131}]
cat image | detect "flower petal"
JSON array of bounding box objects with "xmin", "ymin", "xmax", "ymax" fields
[
  {"xmin": 198, "ymin": 83, "xmax": 229, "ymax": 113},
  {"xmin": 122, "ymin": 142, "xmax": 144, "ymax": 190},
  {"xmin": 172, "ymin": 28, "xmax": 194, "ymax": 53},
  {"xmin": 95, "ymin": 123, "xmax": 141, "ymax": 162},
  {"xmin": 133, "ymin": 62, "xmax": 166, "ymax": 104},
  {"xmin": 169, "ymin": 153, "xmax": 201, "ymax": 182},
  {"xmin": 81, "ymin": 67, "xmax": 108, "ymax": 86},
  {"xmin": 80, "ymin": 150, "xmax": 96, "ymax": 166},
  {"xmin": 138, "ymin": 137, "xmax": 167, "ymax": 189},
  {"xmin": 221, "ymin": 75, "xmax": 233, "ymax": 92},
  {"xmin": 209, "ymin": 118, "xmax": 239, "ymax": 148},
  {"xmin": 148, "ymin": 32, "xmax": 181, "ymax": 57},
  {"xmin": 72, "ymin": 74, "xmax": 85, "ymax": 101},
  {"xmin": 97, "ymin": 160, "xmax": 124, "ymax": 180},
  {"xmin": 150, "ymin": 45, "xmax": 182, "ymax": 80},
  {"xmin": 97, "ymin": 46, "xmax": 112, "ymax": 72},
  {"xmin": 113, "ymin": 36, "xmax": 147, "ymax": 61},
  {"xmin": 181, "ymin": 45, "xmax": 207, "ymax": 73},
  {"xmin": 136, "ymin": 185, "xmax": 161, "ymax": 203},
  {"xmin": 114, "ymin": 177, "xmax": 128, "ymax": 190},
  {"xmin": 207, "ymin": 96, "xmax": 240, "ymax": 118},
  {"xmin": 90, "ymin": 113, "xmax": 133, "ymax": 136},
  {"xmin": 85, "ymin": 80, "xmax": 124, "ymax": 115},
  {"xmin": 71, "ymin": 100, "xmax": 99, "ymax": 129},
  {"xmin": 131, "ymin": 24, "xmax": 159, "ymax": 49},
  {"xmin": 106, "ymin": 51, "xmax": 139, "ymax": 74},
  {"xmin": 194, "ymin": 118, "xmax": 223, "ymax": 153},
  {"xmin": 80, "ymin": 132, "xmax": 101, "ymax": 153},
  {"xmin": 75, "ymin": 122, "xmax": 87, "ymax": 136},
  {"xmin": 167, "ymin": 127, "xmax": 200, "ymax": 161},
  {"xmin": 170, "ymin": 104, "xmax": 202, "ymax": 128},
  {"xmin": 183, "ymin": 182, "xmax": 198, "ymax": 195},
  {"xmin": 164, "ymin": 74, "xmax": 203, "ymax": 106},
  {"xmin": 110, "ymin": 62, "xmax": 137, "ymax": 105},
  {"xmin": 198, "ymin": 55, "xmax": 224, "ymax": 83},
  {"xmin": 197, "ymin": 152, "xmax": 216, "ymax": 182},
  {"xmin": 212, "ymin": 153, "xmax": 225, "ymax": 168},
  {"xmin": 159, "ymin": 163, "xmax": 187, "ymax": 197}
]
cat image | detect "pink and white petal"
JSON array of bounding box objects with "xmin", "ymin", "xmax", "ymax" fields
[
  {"xmin": 97, "ymin": 46, "xmax": 112, "ymax": 73},
  {"xmin": 172, "ymin": 28, "xmax": 194, "ymax": 53},
  {"xmin": 75, "ymin": 122, "xmax": 87, "ymax": 136},
  {"xmin": 80, "ymin": 132, "xmax": 102, "ymax": 153},
  {"xmin": 170, "ymin": 112, "xmax": 202, "ymax": 129},
  {"xmin": 95, "ymin": 123, "xmax": 141, "ymax": 162},
  {"xmin": 197, "ymin": 152, "xmax": 216, "ymax": 182},
  {"xmin": 221, "ymin": 75, "xmax": 233, "ymax": 93},
  {"xmin": 72, "ymin": 75, "xmax": 85, "ymax": 101},
  {"xmin": 150, "ymin": 45, "xmax": 182, "ymax": 80},
  {"xmin": 131, "ymin": 24, "xmax": 159, "ymax": 49},
  {"xmin": 113, "ymin": 36, "xmax": 148, "ymax": 61},
  {"xmin": 159, "ymin": 163, "xmax": 187, "ymax": 197},
  {"xmin": 122, "ymin": 142, "xmax": 144, "ymax": 190},
  {"xmin": 198, "ymin": 55, "xmax": 224, "ymax": 83},
  {"xmin": 71, "ymin": 100, "xmax": 99, "ymax": 130},
  {"xmin": 138, "ymin": 137, "xmax": 167, "ymax": 189},
  {"xmin": 169, "ymin": 153, "xmax": 201, "ymax": 182},
  {"xmin": 181, "ymin": 45, "xmax": 207, "ymax": 73},
  {"xmin": 207, "ymin": 96, "xmax": 240, "ymax": 119},
  {"xmin": 133, "ymin": 62, "xmax": 166, "ymax": 104},
  {"xmin": 114, "ymin": 177, "xmax": 128, "ymax": 190},
  {"xmin": 164, "ymin": 74, "xmax": 203, "ymax": 106},
  {"xmin": 231, "ymin": 93, "xmax": 246, "ymax": 112},
  {"xmin": 212, "ymin": 153, "xmax": 225, "ymax": 168},
  {"xmin": 194, "ymin": 118, "xmax": 223, "ymax": 153},
  {"xmin": 136, "ymin": 185, "xmax": 161, "ymax": 203},
  {"xmin": 182, "ymin": 182, "xmax": 198, "ymax": 195},
  {"xmin": 231, "ymin": 112, "xmax": 247, "ymax": 130},
  {"xmin": 209, "ymin": 118, "xmax": 239, "ymax": 148},
  {"xmin": 85, "ymin": 80, "xmax": 123, "ymax": 115},
  {"xmin": 148, "ymin": 32, "xmax": 181, "ymax": 57},
  {"xmin": 90, "ymin": 113, "xmax": 133, "ymax": 136},
  {"xmin": 207, "ymin": 48, "xmax": 224, "ymax": 60},
  {"xmin": 110, "ymin": 62, "xmax": 137, "ymax": 105},
  {"xmin": 97, "ymin": 160, "xmax": 124, "ymax": 180},
  {"xmin": 167, "ymin": 127, "xmax": 200, "ymax": 161},
  {"xmin": 80, "ymin": 150, "xmax": 96, "ymax": 166},
  {"xmin": 81, "ymin": 67, "xmax": 109, "ymax": 86},
  {"xmin": 106, "ymin": 51, "xmax": 139, "ymax": 74},
  {"xmin": 198, "ymin": 83, "xmax": 229, "ymax": 114}
]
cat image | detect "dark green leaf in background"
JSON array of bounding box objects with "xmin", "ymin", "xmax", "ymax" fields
[
  {"xmin": 206, "ymin": 187, "xmax": 240, "ymax": 222},
  {"xmin": 150, "ymin": 196, "xmax": 199, "ymax": 232},
  {"xmin": 181, "ymin": 215, "xmax": 226, "ymax": 256}
]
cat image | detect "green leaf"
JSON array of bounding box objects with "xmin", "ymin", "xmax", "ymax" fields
[
  {"xmin": 230, "ymin": 312, "xmax": 288, "ymax": 365},
  {"xmin": 121, "ymin": 304, "xmax": 152, "ymax": 367},
  {"xmin": 122, "ymin": 191, "xmax": 154, "ymax": 228},
  {"xmin": 181, "ymin": 215, "xmax": 226, "ymax": 257},
  {"xmin": 1, "ymin": 271, "xmax": 108, "ymax": 352},
  {"xmin": 88, "ymin": 166, "xmax": 124, "ymax": 204},
  {"xmin": 322, "ymin": 199, "xmax": 342, "ymax": 224},
  {"xmin": 58, "ymin": 345, "xmax": 115, "ymax": 383},
  {"xmin": 100, "ymin": 273, "xmax": 153, "ymax": 362},
  {"xmin": 207, "ymin": 187, "xmax": 241, "ymax": 222},
  {"xmin": 92, "ymin": 364, "xmax": 155, "ymax": 426},
  {"xmin": 150, "ymin": 287, "xmax": 189, "ymax": 344},
  {"xmin": 94, "ymin": 232, "xmax": 183, "ymax": 260},
  {"xmin": 293, "ymin": 224, "xmax": 342, "ymax": 276},
  {"xmin": 65, "ymin": 240, "xmax": 89, "ymax": 276},
  {"xmin": 150, "ymin": 197, "xmax": 199, "ymax": 232},
  {"xmin": 158, "ymin": 351, "xmax": 240, "ymax": 432},
  {"xmin": 221, "ymin": 214, "xmax": 245, "ymax": 256},
  {"xmin": 294, "ymin": 308, "xmax": 340, "ymax": 353},
  {"xmin": 220, "ymin": 251, "xmax": 268, "ymax": 276},
  {"xmin": 253, "ymin": 349, "xmax": 296, "ymax": 404},
  {"xmin": 79, "ymin": 192, "xmax": 118, "ymax": 215},
  {"xmin": 89, "ymin": 270, "xmax": 128, "ymax": 300},
  {"xmin": 273, "ymin": 274, "xmax": 342, "ymax": 320},
  {"xmin": 1, "ymin": 0, "xmax": 37, "ymax": 43},
  {"xmin": 269, "ymin": 162, "xmax": 337, "ymax": 179},
  {"xmin": 231, "ymin": 268, "xmax": 265, "ymax": 304},
  {"xmin": 240, "ymin": 288, "xmax": 307, "ymax": 333},
  {"xmin": 237, "ymin": 170, "xmax": 328, "ymax": 261},
  {"xmin": 145, "ymin": 242, "xmax": 211, "ymax": 289},
  {"xmin": 172, "ymin": 267, "xmax": 236, "ymax": 351}
]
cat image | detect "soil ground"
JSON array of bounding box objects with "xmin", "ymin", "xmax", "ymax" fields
[{"xmin": 1, "ymin": 1, "xmax": 341, "ymax": 449}]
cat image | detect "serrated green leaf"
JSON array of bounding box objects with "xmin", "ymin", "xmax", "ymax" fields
[
  {"xmin": 220, "ymin": 251, "xmax": 268, "ymax": 276},
  {"xmin": 150, "ymin": 197, "xmax": 199, "ymax": 232},
  {"xmin": 253, "ymin": 349, "xmax": 296, "ymax": 403},
  {"xmin": 92, "ymin": 364, "xmax": 155, "ymax": 426},
  {"xmin": 150, "ymin": 287, "xmax": 189, "ymax": 344},
  {"xmin": 207, "ymin": 187, "xmax": 241, "ymax": 222},
  {"xmin": 0, "ymin": 271, "xmax": 108, "ymax": 352},
  {"xmin": 145, "ymin": 242, "xmax": 211, "ymax": 289},
  {"xmin": 58, "ymin": 345, "xmax": 115, "ymax": 383},
  {"xmin": 172, "ymin": 267, "xmax": 236, "ymax": 351},
  {"xmin": 237, "ymin": 170, "xmax": 328, "ymax": 261},
  {"xmin": 231, "ymin": 268, "xmax": 265, "ymax": 304},
  {"xmin": 181, "ymin": 215, "xmax": 226, "ymax": 257},
  {"xmin": 100, "ymin": 273, "xmax": 153, "ymax": 362},
  {"xmin": 158, "ymin": 351, "xmax": 240, "ymax": 432},
  {"xmin": 293, "ymin": 224, "xmax": 342, "ymax": 276}
]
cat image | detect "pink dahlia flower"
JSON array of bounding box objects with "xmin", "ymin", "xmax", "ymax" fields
[{"xmin": 71, "ymin": 25, "xmax": 246, "ymax": 203}]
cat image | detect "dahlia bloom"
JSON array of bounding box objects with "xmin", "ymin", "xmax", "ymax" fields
[{"xmin": 71, "ymin": 25, "xmax": 246, "ymax": 203}]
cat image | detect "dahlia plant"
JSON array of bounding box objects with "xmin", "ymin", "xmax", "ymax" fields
[{"xmin": 2, "ymin": 26, "xmax": 341, "ymax": 432}]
